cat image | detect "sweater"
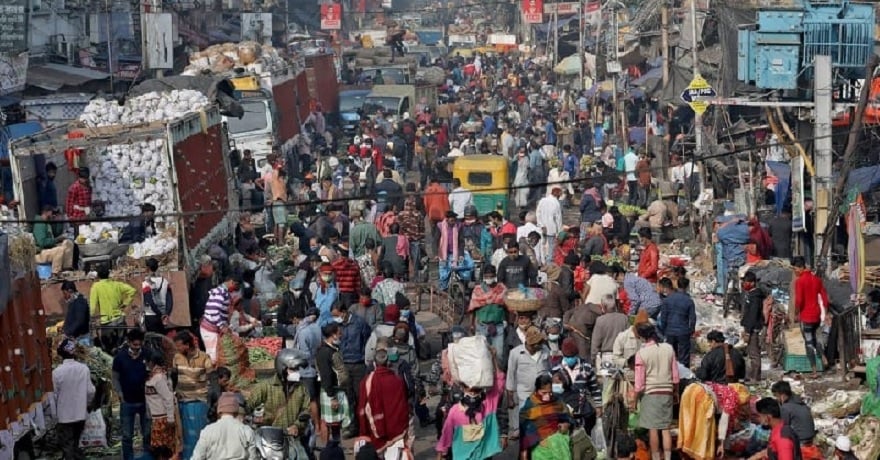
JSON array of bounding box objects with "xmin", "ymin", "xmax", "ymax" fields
[
  {"xmin": 591, "ymin": 312, "xmax": 630, "ymax": 356},
  {"xmin": 635, "ymin": 341, "xmax": 679, "ymax": 394},
  {"xmin": 794, "ymin": 271, "xmax": 829, "ymax": 324}
]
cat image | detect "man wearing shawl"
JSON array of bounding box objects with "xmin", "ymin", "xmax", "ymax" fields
[
  {"xmin": 358, "ymin": 339, "xmax": 410, "ymax": 456},
  {"xmin": 468, "ymin": 264, "xmax": 508, "ymax": 355}
]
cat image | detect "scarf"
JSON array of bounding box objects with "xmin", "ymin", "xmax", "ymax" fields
[
  {"xmin": 438, "ymin": 222, "xmax": 459, "ymax": 261},
  {"xmin": 467, "ymin": 283, "xmax": 507, "ymax": 313},
  {"xmin": 519, "ymin": 394, "xmax": 570, "ymax": 451}
]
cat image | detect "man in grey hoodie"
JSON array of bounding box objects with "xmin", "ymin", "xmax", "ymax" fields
[{"xmin": 771, "ymin": 380, "xmax": 816, "ymax": 444}]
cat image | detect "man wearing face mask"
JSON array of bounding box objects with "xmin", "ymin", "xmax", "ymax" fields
[
  {"xmin": 315, "ymin": 263, "xmax": 339, "ymax": 327},
  {"xmin": 112, "ymin": 329, "xmax": 150, "ymax": 460},
  {"xmin": 557, "ymin": 338, "xmax": 602, "ymax": 427},
  {"xmin": 279, "ymin": 273, "xmax": 314, "ymax": 346},
  {"xmin": 468, "ymin": 264, "xmax": 509, "ymax": 356},
  {"xmin": 498, "ymin": 242, "xmax": 538, "ymax": 289},
  {"xmin": 506, "ymin": 326, "xmax": 551, "ymax": 439},
  {"xmin": 330, "ymin": 303, "xmax": 371, "ymax": 438},
  {"xmin": 247, "ymin": 349, "xmax": 311, "ymax": 441},
  {"xmin": 316, "ymin": 323, "xmax": 352, "ymax": 442}
]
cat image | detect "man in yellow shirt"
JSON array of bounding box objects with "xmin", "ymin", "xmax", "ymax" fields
[{"xmin": 90, "ymin": 266, "xmax": 137, "ymax": 350}]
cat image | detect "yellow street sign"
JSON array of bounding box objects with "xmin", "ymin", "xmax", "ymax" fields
[
  {"xmin": 689, "ymin": 100, "xmax": 708, "ymax": 115},
  {"xmin": 687, "ymin": 75, "xmax": 711, "ymax": 90}
]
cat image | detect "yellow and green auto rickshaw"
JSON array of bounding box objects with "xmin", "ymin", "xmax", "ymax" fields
[{"xmin": 452, "ymin": 154, "xmax": 509, "ymax": 216}]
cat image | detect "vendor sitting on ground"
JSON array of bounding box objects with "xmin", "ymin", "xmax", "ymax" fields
[
  {"xmin": 695, "ymin": 330, "xmax": 746, "ymax": 384},
  {"xmin": 34, "ymin": 205, "xmax": 75, "ymax": 276},
  {"xmin": 119, "ymin": 202, "xmax": 157, "ymax": 244}
]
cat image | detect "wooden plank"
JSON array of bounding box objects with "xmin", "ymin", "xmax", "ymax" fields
[{"xmin": 41, "ymin": 270, "xmax": 192, "ymax": 327}]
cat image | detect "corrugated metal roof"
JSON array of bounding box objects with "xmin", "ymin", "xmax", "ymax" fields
[{"xmin": 26, "ymin": 63, "xmax": 110, "ymax": 91}]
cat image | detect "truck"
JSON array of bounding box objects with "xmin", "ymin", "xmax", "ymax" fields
[
  {"xmin": 362, "ymin": 84, "xmax": 438, "ymax": 121},
  {"xmin": 0, "ymin": 231, "xmax": 55, "ymax": 460},
  {"xmin": 304, "ymin": 54, "xmax": 340, "ymax": 123},
  {"xmin": 338, "ymin": 88, "xmax": 371, "ymax": 134},
  {"xmin": 361, "ymin": 65, "xmax": 413, "ymax": 85},
  {"xmin": 10, "ymin": 105, "xmax": 237, "ymax": 272}
]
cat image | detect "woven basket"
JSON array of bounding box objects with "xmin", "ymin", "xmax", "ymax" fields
[{"xmin": 505, "ymin": 288, "xmax": 545, "ymax": 312}]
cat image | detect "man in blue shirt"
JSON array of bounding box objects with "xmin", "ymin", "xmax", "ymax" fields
[
  {"xmin": 112, "ymin": 329, "xmax": 149, "ymax": 460},
  {"xmin": 657, "ymin": 278, "xmax": 697, "ymax": 366}
]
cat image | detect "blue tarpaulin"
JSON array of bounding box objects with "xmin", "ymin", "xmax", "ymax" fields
[
  {"xmin": 0, "ymin": 121, "xmax": 43, "ymax": 160},
  {"xmin": 847, "ymin": 165, "xmax": 880, "ymax": 193},
  {"xmin": 415, "ymin": 30, "xmax": 443, "ymax": 45},
  {"xmin": 767, "ymin": 161, "xmax": 792, "ymax": 216}
]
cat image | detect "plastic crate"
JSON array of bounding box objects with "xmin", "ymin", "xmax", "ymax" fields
[{"xmin": 783, "ymin": 353, "xmax": 824, "ymax": 373}]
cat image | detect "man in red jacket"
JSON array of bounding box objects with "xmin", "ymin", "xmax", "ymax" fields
[
  {"xmin": 357, "ymin": 338, "xmax": 410, "ymax": 455},
  {"xmin": 792, "ymin": 256, "xmax": 830, "ymax": 376},
  {"xmin": 423, "ymin": 176, "xmax": 450, "ymax": 258}
]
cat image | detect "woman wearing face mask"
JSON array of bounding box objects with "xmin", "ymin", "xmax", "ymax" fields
[
  {"xmin": 436, "ymin": 351, "xmax": 507, "ymax": 460},
  {"xmin": 544, "ymin": 320, "xmax": 564, "ymax": 364},
  {"xmin": 518, "ymin": 373, "xmax": 572, "ymax": 460},
  {"xmin": 279, "ymin": 273, "xmax": 315, "ymax": 345}
]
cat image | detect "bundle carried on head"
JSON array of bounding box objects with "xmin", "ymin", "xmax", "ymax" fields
[{"xmin": 447, "ymin": 335, "xmax": 494, "ymax": 389}]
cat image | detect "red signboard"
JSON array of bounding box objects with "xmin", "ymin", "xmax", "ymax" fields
[
  {"xmin": 321, "ymin": 3, "xmax": 342, "ymax": 30},
  {"xmin": 522, "ymin": 0, "xmax": 543, "ymax": 23}
]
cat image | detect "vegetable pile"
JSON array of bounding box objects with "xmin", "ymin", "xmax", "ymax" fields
[
  {"xmin": 245, "ymin": 337, "xmax": 283, "ymax": 363},
  {"xmin": 617, "ymin": 204, "xmax": 647, "ymax": 216}
]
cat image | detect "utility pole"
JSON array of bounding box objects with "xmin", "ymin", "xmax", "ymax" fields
[
  {"xmin": 819, "ymin": 54, "xmax": 880, "ymax": 273},
  {"xmin": 661, "ymin": 1, "xmax": 669, "ymax": 87},
  {"xmin": 609, "ymin": 1, "xmax": 621, "ymax": 144},
  {"xmin": 690, "ymin": 0, "xmax": 703, "ymax": 190},
  {"xmin": 578, "ymin": 0, "xmax": 585, "ymax": 89},
  {"xmin": 813, "ymin": 55, "xmax": 832, "ymax": 273}
]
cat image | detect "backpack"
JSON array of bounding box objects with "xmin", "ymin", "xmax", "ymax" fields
[{"xmin": 148, "ymin": 277, "xmax": 168, "ymax": 315}]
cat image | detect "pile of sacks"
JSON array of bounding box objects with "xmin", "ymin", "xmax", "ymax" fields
[{"xmin": 184, "ymin": 42, "xmax": 289, "ymax": 75}]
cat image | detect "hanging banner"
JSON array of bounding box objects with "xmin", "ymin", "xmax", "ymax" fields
[
  {"xmin": 321, "ymin": 3, "xmax": 342, "ymax": 30},
  {"xmin": 0, "ymin": 1, "xmax": 27, "ymax": 54},
  {"xmin": 585, "ymin": 1, "xmax": 601, "ymax": 27},
  {"xmin": 791, "ymin": 155, "xmax": 806, "ymax": 232},
  {"xmin": 522, "ymin": 0, "xmax": 544, "ymax": 24},
  {"xmin": 847, "ymin": 193, "xmax": 866, "ymax": 295}
]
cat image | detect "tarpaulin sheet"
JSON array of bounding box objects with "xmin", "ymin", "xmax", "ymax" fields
[
  {"xmin": 0, "ymin": 233, "xmax": 9, "ymax": 315},
  {"xmin": 767, "ymin": 161, "xmax": 792, "ymax": 216},
  {"xmin": 846, "ymin": 165, "xmax": 880, "ymax": 194}
]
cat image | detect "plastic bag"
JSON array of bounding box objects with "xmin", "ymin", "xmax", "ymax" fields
[
  {"xmin": 447, "ymin": 335, "xmax": 494, "ymax": 388},
  {"xmin": 590, "ymin": 418, "xmax": 606, "ymax": 453},
  {"xmin": 79, "ymin": 410, "xmax": 108, "ymax": 448}
]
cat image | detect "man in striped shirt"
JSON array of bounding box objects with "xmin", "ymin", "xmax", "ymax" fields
[{"xmin": 200, "ymin": 275, "xmax": 241, "ymax": 362}]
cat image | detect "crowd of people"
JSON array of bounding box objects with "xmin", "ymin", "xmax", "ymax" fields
[{"xmin": 45, "ymin": 45, "xmax": 863, "ymax": 460}]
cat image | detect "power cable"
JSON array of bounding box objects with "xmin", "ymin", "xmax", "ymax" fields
[{"xmin": 1, "ymin": 125, "xmax": 873, "ymax": 226}]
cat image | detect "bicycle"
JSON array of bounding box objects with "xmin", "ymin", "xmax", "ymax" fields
[{"xmin": 722, "ymin": 268, "xmax": 742, "ymax": 318}]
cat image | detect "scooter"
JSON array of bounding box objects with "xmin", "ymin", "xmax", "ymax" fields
[{"xmin": 254, "ymin": 413, "xmax": 313, "ymax": 460}]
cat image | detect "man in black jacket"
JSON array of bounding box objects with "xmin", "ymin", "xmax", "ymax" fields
[
  {"xmin": 61, "ymin": 281, "xmax": 91, "ymax": 345},
  {"xmin": 740, "ymin": 270, "xmax": 766, "ymax": 382},
  {"xmin": 316, "ymin": 323, "xmax": 350, "ymax": 442},
  {"xmin": 695, "ymin": 330, "xmax": 745, "ymax": 384}
]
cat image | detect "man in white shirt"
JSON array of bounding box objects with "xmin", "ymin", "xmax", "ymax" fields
[
  {"xmin": 516, "ymin": 211, "xmax": 541, "ymax": 242},
  {"xmin": 53, "ymin": 338, "xmax": 95, "ymax": 460},
  {"xmin": 624, "ymin": 148, "xmax": 639, "ymax": 205},
  {"xmin": 448, "ymin": 178, "xmax": 473, "ymax": 217},
  {"xmin": 536, "ymin": 186, "xmax": 563, "ymax": 265},
  {"xmin": 583, "ymin": 261, "xmax": 618, "ymax": 305},
  {"xmin": 192, "ymin": 393, "xmax": 259, "ymax": 460}
]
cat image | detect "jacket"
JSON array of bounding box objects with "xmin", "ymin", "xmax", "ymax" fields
[
  {"xmin": 741, "ymin": 287, "xmax": 766, "ymax": 333},
  {"xmin": 63, "ymin": 294, "xmax": 90, "ymax": 338},
  {"xmin": 591, "ymin": 312, "xmax": 630, "ymax": 355},
  {"xmin": 638, "ymin": 242, "xmax": 659, "ymax": 282},
  {"xmin": 423, "ymin": 183, "xmax": 450, "ymax": 221},
  {"xmin": 794, "ymin": 271, "xmax": 830, "ymax": 324},
  {"xmin": 694, "ymin": 345, "xmax": 746, "ymax": 384},
  {"xmin": 659, "ymin": 291, "xmax": 696, "ymax": 337},
  {"xmin": 780, "ymin": 395, "xmax": 816, "ymax": 443},
  {"xmin": 316, "ymin": 342, "xmax": 347, "ymax": 398},
  {"xmin": 191, "ymin": 415, "xmax": 259, "ymax": 460},
  {"xmin": 33, "ymin": 217, "xmax": 58, "ymax": 250}
]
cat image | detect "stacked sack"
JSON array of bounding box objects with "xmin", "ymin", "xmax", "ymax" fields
[{"xmin": 447, "ymin": 335, "xmax": 495, "ymax": 389}]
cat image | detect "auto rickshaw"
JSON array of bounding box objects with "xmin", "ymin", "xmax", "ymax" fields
[{"xmin": 452, "ymin": 154, "xmax": 509, "ymax": 216}]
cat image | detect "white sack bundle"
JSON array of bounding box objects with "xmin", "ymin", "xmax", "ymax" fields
[
  {"xmin": 128, "ymin": 233, "xmax": 178, "ymax": 259},
  {"xmin": 447, "ymin": 335, "xmax": 495, "ymax": 389},
  {"xmin": 79, "ymin": 90, "xmax": 211, "ymax": 127}
]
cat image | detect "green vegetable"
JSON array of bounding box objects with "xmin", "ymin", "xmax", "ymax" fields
[{"xmin": 248, "ymin": 347, "xmax": 274, "ymax": 363}]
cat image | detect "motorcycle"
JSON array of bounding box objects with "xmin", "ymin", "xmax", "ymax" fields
[{"xmin": 253, "ymin": 413, "xmax": 313, "ymax": 460}]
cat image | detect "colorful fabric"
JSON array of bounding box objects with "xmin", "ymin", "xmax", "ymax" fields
[
  {"xmin": 150, "ymin": 416, "xmax": 179, "ymax": 456},
  {"xmin": 202, "ymin": 285, "xmax": 231, "ymax": 328},
  {"xmin": 467, "ymin": 283, "xmax": 507, "ymax": 313},
  {"xmin": 519, "ymin": 394, "xmax": 571, "ymax": 451},
  {"xmin": 319, "ymin": 389, "xmax": 351, "ymax": 427},
  {"xmin": 531, "ymin": 432, "xmax": 573, "ymax": 460},
  {"xmin": 180, "ymin": 400, "xmax": 209, "ymax": 460},
  {"xmin": 331, "ymin": 257, "xmax": 362, "ymax": 294},
  {"xmin": 65, "ymin": 181, "xmax": 91, "ymax": 220},
  {"xmin": 438, "ymin": 221, "xmax": 460, "ymax": 261},
  {"xmin": 707, "ymin": 382, "xmax": 739, "ymax": 417},
  {"xmin": 678, "ymin": 384, "xmax": 716, "ymax": 460},
  {"xmin": 847, "ymin": 194, "xmax": 866, "ymax": 295}
]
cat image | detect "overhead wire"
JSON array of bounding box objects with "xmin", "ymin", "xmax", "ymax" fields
[{"xmin": 1, "ymin": 125, "xmax": 873, "ymax": 226}]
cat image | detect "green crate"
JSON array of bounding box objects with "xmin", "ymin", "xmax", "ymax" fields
[{"xmin": 783, "ymin": 353, "xmax": 824, "ymax": 373}]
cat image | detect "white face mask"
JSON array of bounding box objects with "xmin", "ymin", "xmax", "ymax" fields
[
  {"xmin": 333, "ymin": 316, "xmax": 344, "ymax": 324},
  {"xmin": 548, "ymin": 334, "xmax": 560, "ymax": 341},
  {"xmin": 287, "ymin": 371, "xmax": 301, "ymax": 382},
  {"xmin": 292, "ymin": 289, "xmax": 303, "ymax": 298}
]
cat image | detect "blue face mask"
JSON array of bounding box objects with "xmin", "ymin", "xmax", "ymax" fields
[
  {"xmin": 400, "ymin": 309, "xmax": 411, "ymax": 319},
  {"xmin": 563, "ymin": 356, "xmax": 579, "ymax": 368},
  {"xmin": 552, "ymin": 383, "xmax": 564, "ymax": 395}
]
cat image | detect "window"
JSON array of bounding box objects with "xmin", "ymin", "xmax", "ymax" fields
[
  {"xmin": 468, "ymin": 172, "xmax": 492, "ymax": 186},
  {"xmin": 226, "ymin": 101, "xmax": 269, "ymax": 135}
]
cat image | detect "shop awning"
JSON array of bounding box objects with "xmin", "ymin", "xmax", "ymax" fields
[{"xmin": 27, "ymin": 63, "xmax": 110, "ymax": 91}]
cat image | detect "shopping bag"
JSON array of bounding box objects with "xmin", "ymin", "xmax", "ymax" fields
[
  {"xmin": 590, "ymin": 418, "xmax": 606, "ymax": 452},
  {"xmin": 79, "ymin": 410, "xmax": 108, "ymax": 448}
]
